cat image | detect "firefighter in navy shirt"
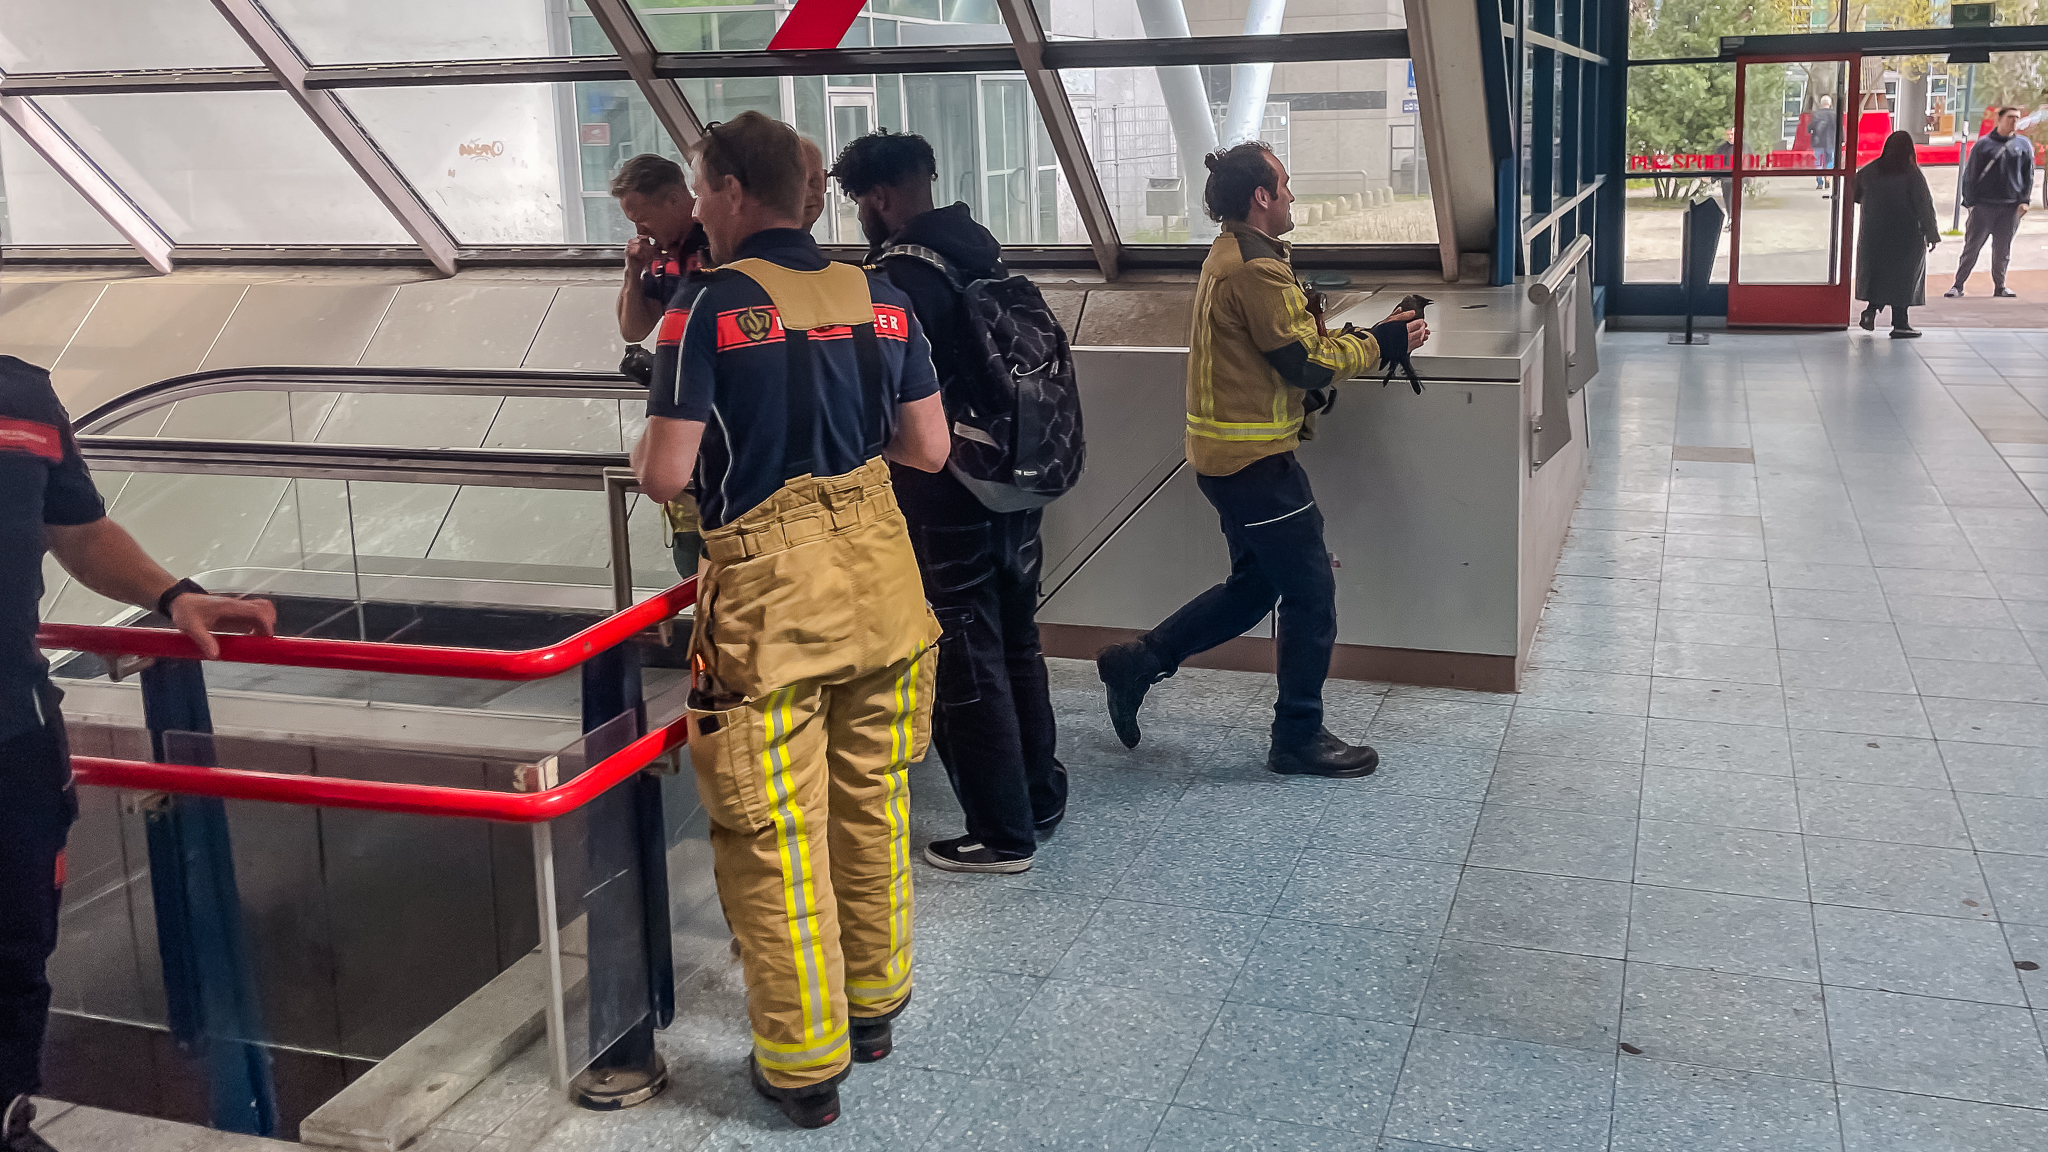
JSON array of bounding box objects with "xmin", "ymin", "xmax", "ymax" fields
[
  {"xmin": 0, "ymin": 357, "xmax": 274, "ymax": 1152},
  {"xmin": 629, "ymin": 112, "xmax": 950, "ymax": 1130}
]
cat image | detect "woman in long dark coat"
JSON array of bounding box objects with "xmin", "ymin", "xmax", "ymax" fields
[{"xmin": 1855, "ymin": 130, "xmax": 1942, "ymax": 338}]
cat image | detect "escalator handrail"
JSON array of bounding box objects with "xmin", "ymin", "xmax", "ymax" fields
[
  {"xmin": 37, "ymin": 578, "xmax": 696, "ymax": 681},
  {"xmin": 68, "ymin": 708, "xmax": 690, "ymax": 823},
  {"xmin": 75, "ymin": 364, "xmax": 644, "ymax": 434}
]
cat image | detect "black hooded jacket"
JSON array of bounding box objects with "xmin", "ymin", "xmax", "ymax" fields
[{"xmin": 871, "ymin": 203, "xmax": 1011, "ymax": 522}]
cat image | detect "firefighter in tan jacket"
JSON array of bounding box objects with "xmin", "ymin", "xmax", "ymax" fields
[
  {"xmin": 1098, "ymin": 140, "xmax": 1429, "ymax": 778},
  {"xmin": 632, "ymin": 112, "xmax": 951, "ymax": 1130}
]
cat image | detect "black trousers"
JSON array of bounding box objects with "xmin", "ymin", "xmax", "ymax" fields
[
  {"xmin": 0, "ymin": 682, "xmax": 74, "ymax": 1103},
  {"xmin": 1144, "ymin": 453, "xmax": 1336, "ymax": 748},
  {"xmin": 904, "ymin": 498, "xmax": 1064, "ymax": 859},
  {"xmin": 1955, "ymin": 202, "xmax": 2022, "ymax": 290}
]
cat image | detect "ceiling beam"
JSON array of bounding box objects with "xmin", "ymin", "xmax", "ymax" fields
[
  {"xmin": 0, "ymin": 93, "xmax": 176, "ymax": 272},
  {"xmin": 994, "ymin": 0, "xmax": 1122, "ymax": 279},
  {"xmin": 209, "ymin": 0, "xmax": 461, "ymax": 276},
  {"xmin": 583, "ymin": 0, "xmax": 704, "ymax": 151}
]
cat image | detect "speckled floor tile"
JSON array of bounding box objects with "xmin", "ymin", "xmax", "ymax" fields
[
  {"xmin": 1795, "ymin": 778, "xmax": 1971, "ymax": 848},
  {"xmin": 1501, "ymin": 706, "xmax": 1650, "ymax": 764},
  {"xmin": 1619, "ymin": 963, "xmax": 1831, "ymax": 1080},
  {"xmin": 1111, "ymin": 827, "xmax": 1301, "ymax": 915},
  {"xmin": 1383, "ymin": 1029, "xmax": 1615, "ymax": 1152},
  {"xmin": 911, "ymin": 881, "xmax": 1099, "ymax": 977},
  {"xmin": 1050, "ymin": 899, "xmax": 1264, "ymax": 999},
  {"xmin": 1227, "ymin": 918, "xmax": 1436, "ymax": 1024},
  {"xmin": 980, "ymin": 980, "xmax": 1220, "ymax": 1103},
  {"xmin": 1310, "ymin": 792, "xmax": 1483, "ymax": 862},
  {"xmin": 1467, "ymin": 803, "xmax": 1639, "ymax": 881},
  {"xmin": 1639, "ymin": 765, "xmax": 1802, "ymax": 832},
  {"xmin": 1484, "ymin": 752, "xmax": 1643, "ymax": 818},
  {"xmin": 1418, "ymin": 940, "xmax": 1625, "ymax": 1051},
  {"xmin": 888, "ymin": 962, "xmax": 1042, "ymax": 1075},
  {"xmin": 1443, "ymin": 867, "xmax": 1633, "ymax": 958},
  {"xmin": 1957, "ymin": 791, "xmax": 2048, "ymax": 856},
  {"xmin": 1166, "ymin": 779, "xmax": 1333, "ymax": 847},
  {"xmin": 923, "ymin": 1078, "xmax": 1167, "ymax": 1151},
  {"xmin": 1633, "ymin": 819, "xmax": 1809, "ymax": 901},
  {"xmin": 1814, "ymin": 905, "xmax": 2028, "ymax": 1005},
  {"xmin": 1608, "ymin": 1060, "xmax": 1841, "ymax": 1152},
  {"xmin": 1148, "ymin": 1107, "xmax": 1379, "ymax": 1151},
  {"xmin": 1269, "ymin": 851, "xmax": 1462, "ymax": 935},
  {"xmin": 1645, "ymin": 717, "xmax": 1793, "ymax": 775},
  {"xmin": 1626, "ymin": 886, "xmax": 1819, "ymax": 982},
  {"xmin": 1056, "ymin": 766, "xmax": 1189, "ymax": 830},
  {"xmin": 1940, "ymin": 741, "xmax": 2048, "ymax": 798},
  {"xmin": 1366, "ymin": 696, "xmax": 1514, "ymax": 750},
  {"xmin": 1803, "ymin": 836, "xmax": 1997, "ymax": 920},
  {"xmin": 1782, "ymin": 687, "xmax": 1933, "ymax": 739},
  {"xmin": 1836, "ymin": 1084, "xmax": 2048, "ymax": 1152},
  {"xmin": 1355, "ymin": 741, "xmax": 1500, "ymax": 802},
  {"xmin": 1788, "ymin": 729, "xmax": 1948, "ymax": 788},
  {"xmin": 689, "ymin": 1062, "xmax": 964, "ymax": 1152},
  {"xmin": 1826, "ymin": 987, "xmax": 2048, "ymax": 1107},
  {"xmin": 1174, "ymin": 1003, "xmax": 1409, "ymax": 1133}
]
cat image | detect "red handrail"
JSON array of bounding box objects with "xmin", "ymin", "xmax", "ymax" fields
[
  {"xmin": 38, "ymin": 578, "xmax": 697, "ymax": 681},
  {"xmin": 69, "ymin": 710, "xmax": 691, "ymax": 823}
]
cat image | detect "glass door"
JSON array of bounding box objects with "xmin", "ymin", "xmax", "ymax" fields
[
  {"xmin": 826, "ymin": 92, "xmax": 876, "ymax": 244},
  {"xmin": 1728, "ymin": 55, "xmax": 1860, "ymax": 327}
]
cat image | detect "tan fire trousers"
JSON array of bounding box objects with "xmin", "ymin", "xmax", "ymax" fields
[{"xmin": 685, "ymin": 457, "xmax": 939, "ymax": 1088}]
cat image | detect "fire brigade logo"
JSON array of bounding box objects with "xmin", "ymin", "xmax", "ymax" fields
[{"xmin": 736, "ymin": 307, "xmax": 775, "ymax": 343}]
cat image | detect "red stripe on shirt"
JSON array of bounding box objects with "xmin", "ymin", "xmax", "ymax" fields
[
  {"xmin": 872, "ymin": 304, "xmax": 909, "ymax": 341},
  {"xmin": 655, "ymin": 308, "xmax": 690, "ymax": 347},
  {"xmin": 715, "ymin": 306, "xmax": 786, "ymax": 351},
  {"xmin": 0, "ymin": 418, "xmax": 63, "ymax": 461}
]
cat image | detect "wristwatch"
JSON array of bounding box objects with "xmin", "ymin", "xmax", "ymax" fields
[{"xmin": 156, "ymin": 578, "xmax": 207, "ymax": 620}]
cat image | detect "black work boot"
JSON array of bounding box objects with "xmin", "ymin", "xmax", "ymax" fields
[
  {"xmin": 749, "ymin": 1058, "xmax": 847, "ymax": 1129},
  {"xmin": 1268, "ymin": 728, "xmax": 1379, "ymax": 778},
  {"xmin": 851, "ymin": 990, "xmax": 911, "ymax": 1064},
  {"xmin": 1097, "ymin": 640, "xmax": 1166, "ymax": 748},
  {"xmin": 3, "ymin": 1097, "xmax": 58, "ymax": 1152}
]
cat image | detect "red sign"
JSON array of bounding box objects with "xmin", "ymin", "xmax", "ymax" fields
[{"xmin": 581, "ymin": 122, "xmax": 612, "ymax": 147}]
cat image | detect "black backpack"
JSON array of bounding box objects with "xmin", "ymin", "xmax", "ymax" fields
[{"xmin": 879, "ymin": 243, "xmax": 1085, "ymax": 512}]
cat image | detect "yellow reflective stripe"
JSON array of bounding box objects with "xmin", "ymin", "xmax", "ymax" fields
[
  {"xmin": 761, "ymin": 686, "xmax": 832, "ymax": 1042},
  {"xmin": 1186, "ymin": 414, "xmax": 1301, "ymax": 441},
  {"xmin": 881, "ymin": 655, "xmax": 918, "ymax": 986},
  {"xmin": 847, "ymin": 969, "xmax": 911, "ymax": 1009},
  {"xmin": 753, "ymin": 1029, "xmax": 849, "ymax": 1071}
]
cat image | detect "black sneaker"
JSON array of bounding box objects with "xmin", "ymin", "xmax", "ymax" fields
[
  {"xmin": 1890, "ymin": 327, "xmax": 1923, "ymax": 339},
  {"xmin": 3, "ymin": 1098, "xmax": 57, "ymax": 1152},
  {"xmin": 1097, "ymin": 641, "xmax": 1165, "ymax": 748},
  {"xmin": 924, "ymin": 836, "xmax": 1033, "ymax": 873},
  {"xmin": 1268, "ymin": 729, "xmax": 1380, "ymax": 778},
  {"xmin": 749, "ymin": 1057, "xmax": 846, "ymax": 1129},
  {"xmin": 851, "ymin": 991, "xmax": 909, "ymax": 1064},
  {"xmin": 1034, "ymin": 760, "xmax": 1069, "ymax": 841}
]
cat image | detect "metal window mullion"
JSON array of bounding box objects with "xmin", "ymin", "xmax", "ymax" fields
[
  {"xmin": 0, "ymin": 92, "xmax": 176, "ymax": 272},
  {"xmin": 209, "ymin": 0, "xmax": 459, "ymax": 276},
  {"xmin": 584, "ymin": 0, "xmax": 704, "ymax": 153},
  {"xmin": 994, "ymin": 0, "xmax": 1122, "ymax": 280}
]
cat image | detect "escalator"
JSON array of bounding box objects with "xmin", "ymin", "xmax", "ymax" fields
[{"xmin": 39, "ymin": 367, "xmax": 719, "ymax": 1137}]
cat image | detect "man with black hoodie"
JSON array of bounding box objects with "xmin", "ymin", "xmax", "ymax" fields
[
  {"xmin": 1948, "ymin": 105, "xmax": 2034, "ymax": 299},
  {"xmin": 831, "ymin": 130, "xmax": 1067, "ymax": 875}
]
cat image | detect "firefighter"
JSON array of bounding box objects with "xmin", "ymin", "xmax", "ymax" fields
[{"xmin": 630, "ymin": 112, "xmax": 949, "ymax": 1129}]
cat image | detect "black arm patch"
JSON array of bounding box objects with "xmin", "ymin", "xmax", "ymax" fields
[{"xmin": 1261, "ymin": 341, "xmax": 1336, "ymax": 392}]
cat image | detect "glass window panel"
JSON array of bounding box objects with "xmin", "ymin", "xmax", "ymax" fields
[
  {"xmin": 639, "ymin": 2, "xmax": 1009, "ymax": 51},
  {"xmin": 32, "ymin": 93, "xmax": 411, "ymax": 245},
  {"xmin": 339, "ymin": 84, "xmax": 586, "ymax": 244},
  {"xmin": 259, "ymin": 0, "xmax": 587, "ymax": 63},
  {"xmin": 1630, "ymin": 0, "xmax": 1837, "ymax": 63},
  {"xmin": 1735, "ymin": 174, "xmax": 1842, "ymax": 284},
  {"xmin": 0, "ymin": 0, "xmax": 257, "ymax": 72},
  {"xmin": 1046, "ymin": 0, "xmax": 1403, "ymax": 39},
  {"xmin": 1, "ymin": 125, "xmax": 126, "ymax": 245},
  {"xmin": 1063, "ymin": 62, "xmax": 1437, "ymax": 246},
  {"xmin": 1624, "ymin": 62, "xmax": 1734, "ymax": 284}
]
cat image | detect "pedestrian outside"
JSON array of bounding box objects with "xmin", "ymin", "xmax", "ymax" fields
[
  {"xmin": 1095, "ymin": 141, "xmax": 1428, "ymax": 779},
  {"xmin": 1, "ymin": 356, "xmax": 276, "ymax": 1152},
  {"xmin": 631, "ymin": 111, "xmax": 951, "ymax": 1130},
  {"xmin": 1948, "ymin": 105, "xmax": 2034, "ymax": 299},
  {"xmin": 831, "ymin": 129, "xmax": 1071, "ymax": 876},
  {"xmin": 1809, "ymin": 95, "xmax": 1837, "ymax": 193},
  {"xmin": 1855, "ymin": 130, "xmax": 1941, "ymax": 339}
]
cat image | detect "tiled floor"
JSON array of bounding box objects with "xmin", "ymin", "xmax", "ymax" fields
[
  {"xmin": 423, "ymin": 329, "xmax": 2048, "ymax": 1150},
  {"xmin": 26, "ymin": 1100, "xmax": 300, "ymax": 1151}
]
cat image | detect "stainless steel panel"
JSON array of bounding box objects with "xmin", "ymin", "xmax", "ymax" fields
[
  {"xmin": 358, "ymin": 281, "xmax": 556, "ymax": 368},
  {"xmin": 49, "ymin": 281, "xmax": 246, "ymax": 411},
  {"xmin": 1037, "ymin": 464, "xmax": 1236, "ymax": 632},
  {"xmin": 251, "ymin": 478, "xmax": 455, "ymax": 569},
  {"xmin": 1041, "ymin": 348, "xmax": 1190, "ymax": 593},
  {"xmin": 105, "ymin": 470, "xmax": 289, "ymax": 588},
  {"xmin": 1040, "ymin": 289, "xmax": 1086, "ymax": 337},
  {"xmin": 1075, "ymin": 289, "xmax": 1191, "ymax": 348},
  {"xmin": 198, "ymin": 282, "xmax": 404, "ymax": 369},
  {"xmin": 484, "ymin": 396, "xmax": 624, "ymax": 452},
  {"xmin": 0, "ymin": 280, "xmax": 108, "ymax": 370},
  {"xmin": 524, "ymin": 285, "xmax": 636, "ymax": 371}
]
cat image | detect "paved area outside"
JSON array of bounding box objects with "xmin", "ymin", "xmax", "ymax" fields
[{"xmin": 404, "ymin": 328, "xmax": 2048, "ymax": 1151}]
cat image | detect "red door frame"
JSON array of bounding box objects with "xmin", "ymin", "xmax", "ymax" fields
[{"xmin": 1728, "ymin": 54, "xmax": 1862, "ymax": 328}]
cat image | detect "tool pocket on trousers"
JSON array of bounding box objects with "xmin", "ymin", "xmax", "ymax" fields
[
  {"xmin": 916, "ymin": 522, "xmax": 993, "ymax": 593},
  {"xmin": 932, "ymin": 606, "xmax": 982, "ymax": 707},
  {"xmin": 688, "ymin": 704, "xmax": 772, "ymax": 834}
]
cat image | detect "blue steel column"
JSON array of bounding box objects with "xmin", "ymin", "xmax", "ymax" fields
[{"xmin": 138, "ymin": 659, "xmax": 276, "ymax": 1137}]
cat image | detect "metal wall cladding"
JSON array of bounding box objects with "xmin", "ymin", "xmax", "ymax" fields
[
  {"xmin": 358, "ymin": 281, "xmax": 556, "ymax": 369},
  {"xmin": 0, "ymin": 280, "xmax": 112, "ymax": 372},
  {"xmin": 48, "ymin": 280, "xmax": 248, "ymax": 412},
  {"xmin": 199, "ymin": 282, "xmax": 406, "ymax": 370}
]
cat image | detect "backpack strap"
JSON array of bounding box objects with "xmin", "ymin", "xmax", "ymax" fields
[{"xmin": 878, "ymin": 243, "xmax": 963, "ymax": 288}]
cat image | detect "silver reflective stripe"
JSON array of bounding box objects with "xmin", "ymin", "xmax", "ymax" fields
[
  {"xmin": 952, "ymin": 421, "xmax": 999, "ymax": 448},
  {"xmin": 1244, "ymin": 500, "xmax": 1315, "ymax": 528}
]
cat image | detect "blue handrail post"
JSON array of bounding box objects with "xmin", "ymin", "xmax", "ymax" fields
[{"xmin": 137, "ymin": 658, "xmax": 276, "ymax": 1137}]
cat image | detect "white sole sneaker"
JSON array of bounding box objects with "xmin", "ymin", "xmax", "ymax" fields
[{"xmin": 923, "ymin": 841, "xmax": 1034, "ymax": 873}]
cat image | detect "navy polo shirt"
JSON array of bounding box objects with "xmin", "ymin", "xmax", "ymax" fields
[
  {"xmin": 646, "ymin": 228, "xmax": 940, "ymax": 530},
  {"xmin": 1, "ymin": 357, "xmax": 107, "ymax": 740}
]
